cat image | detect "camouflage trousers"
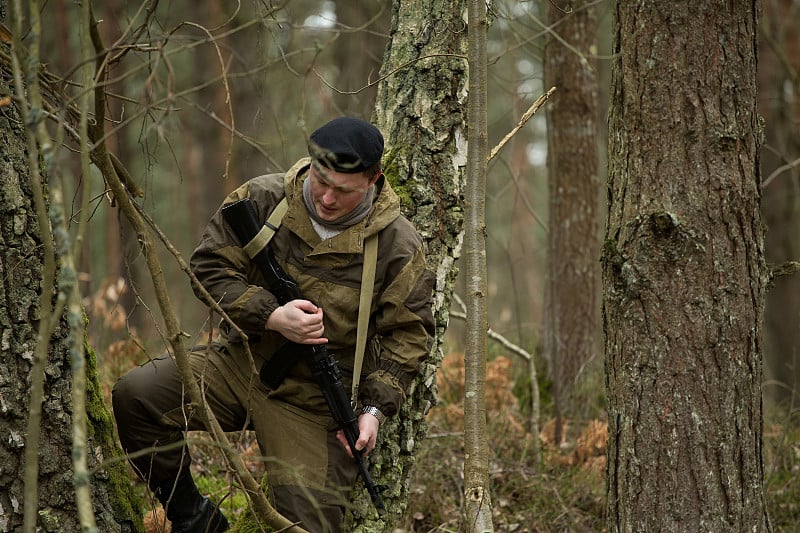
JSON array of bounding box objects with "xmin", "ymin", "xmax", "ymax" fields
[{"xmin": 111, "ymin": 343, "xmax": 358, "ymax": 533}]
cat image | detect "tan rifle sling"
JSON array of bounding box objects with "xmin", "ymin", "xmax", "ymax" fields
[
  {"xmin": 243, "ymin": 198, "xmax": 289, "ymax": 259},
  {"xmin": 351, "ymin": 233, "xmax": 378, "ymax": 404}
]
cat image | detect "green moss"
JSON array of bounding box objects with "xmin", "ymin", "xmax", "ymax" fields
[
  {"xmin": 85, "ymin": 341, "xmax": 111, "ymax": 440},
  {"xmin": 382, "ymin": 146, "xmax": 414, "ymax": 210},
  {"xmin": 195, "ymin": 474, "xmax": 250, "ymax": 519},
  {"xmin": 38, "ymin": 508, "xmax": 61, "ymax": 531},
  {"xmin": 85, "ymin": 340, "xmax": 146, "ymax": 533},
  {"xmin": 230, "ymin": 515, "xmax": 276, "ymax": 533},
  {"xmin": 194, "ymin": 470, "xmax": 278, "ymax": 531},
  {"xmin": 601, "ymin": 238, "xmax": 621, "ymax": 265}
]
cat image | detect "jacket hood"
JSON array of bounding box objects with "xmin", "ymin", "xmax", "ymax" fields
[{"xmin": 283, "ymin": 157, "xmax": 401, "ymax": 242}]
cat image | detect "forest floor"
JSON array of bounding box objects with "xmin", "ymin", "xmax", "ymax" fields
[
  {"xmin": 396, "ymin": 353, "xmax": 800, "ymax": 532},
  {"xmin": 103, "ymin": 344, "xmax": 798, "ymax": 533}
]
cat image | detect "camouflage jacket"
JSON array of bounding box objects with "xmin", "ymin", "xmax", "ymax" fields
[{"xmin": 190, "ymin": 158, "xmax": 435, "ymax": 417}]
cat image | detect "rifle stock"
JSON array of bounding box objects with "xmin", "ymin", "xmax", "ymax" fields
[
  {"xmin": 221, "ymin": 198, "xmax": 387, "ymax": 513},
  {"xmin": 221, "ymin": 198, "xmax": 302, "ymax": 388}
]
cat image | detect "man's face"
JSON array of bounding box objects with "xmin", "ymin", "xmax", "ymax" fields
[{"xmin": 308, "ymin": 164, "xmax": 378, "ymax": 222}]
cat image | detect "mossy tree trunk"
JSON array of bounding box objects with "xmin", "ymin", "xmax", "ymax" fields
[
  {"xmin": 0, "ymin": 15, "xmax": 143, "ymax": 533},
  {"xmin": 603, "ymin": 2, "xmax": 770, "ymax": 531},
  {"xmin": 346, "ymin": 0, "xmax": 468, "ymax": 530}
]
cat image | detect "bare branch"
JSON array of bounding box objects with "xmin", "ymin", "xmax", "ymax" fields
[
  {"xmin": 449, "ymin": 306, "xmax": 531, "ymax": 362},
  {"xmin": 313, "ymin": 53, "xmax": 468, "ymax": 95},
  {"xmin": 761, "ymin": 157, "xmax": 800, "ymax": 188},
  {"xmin": 488, "ymin": 86, "xmax": 556, "ymax": 162},
  {"xmin": 84, "ymin": 15, "xmax": 306, "ymax": 532},
  {"xmin": 769, "ymin": 260, "xmax": 800, "ymax": 283},
  {"xmin": 183, "ymin": 21, "xmax": 235, "ymax": 180},
  {"xmin": 451, "ymin": 293, "xmax": 541, "ymax": 466}
]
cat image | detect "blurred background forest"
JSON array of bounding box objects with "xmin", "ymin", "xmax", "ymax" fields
[{"xmin": 30, "ymin": 0, "xmax": 800, "ymax": 530}]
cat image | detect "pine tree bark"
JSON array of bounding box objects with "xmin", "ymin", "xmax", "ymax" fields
[
  {"xmin": 603, "ymin": 2, "xmax": 770, "ymax": 531},
  {"xmin": 0, "ymin": 36, "xmax": 143, "ymax": 533},
  {"xmin": 543, "ymin": 0, "xmax": 601, "ymax": 441}
]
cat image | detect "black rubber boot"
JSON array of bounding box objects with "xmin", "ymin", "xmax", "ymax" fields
[{"xmin": 159, "ymin": 474, "xmax": 229, "ymax": 533}]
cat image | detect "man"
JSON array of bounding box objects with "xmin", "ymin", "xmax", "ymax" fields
[{"xmin": 112, "ymin": 117, "xmax": 435, "ymax": 532}]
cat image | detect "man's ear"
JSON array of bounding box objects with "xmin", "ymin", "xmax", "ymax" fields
[{"xmin": 369, "ymin": 172, "xmax": 383, "ymax": 186}]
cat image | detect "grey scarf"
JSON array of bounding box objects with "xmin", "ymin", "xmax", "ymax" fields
[{"xmin": 303, "ymin": 176, "xmax": 375, "ymax": 231}]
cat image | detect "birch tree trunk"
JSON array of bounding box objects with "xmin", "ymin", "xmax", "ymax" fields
[
  {"xmin": 603, "ymin": 2, "xmax": 770, "ymax": 531},
  {"xmin": 350, "ymin": 0, "xmax": 468, "ymax": 530}
]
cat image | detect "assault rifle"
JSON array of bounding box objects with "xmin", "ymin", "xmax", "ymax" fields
[{"xmin": 221, "ymin": 198, "xmax": 387, "ymax": 513}]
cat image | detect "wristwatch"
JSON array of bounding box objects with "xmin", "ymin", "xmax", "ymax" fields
[{"xmin": 360, "ymin": 405, "xmax": 386, "ymax": 425}]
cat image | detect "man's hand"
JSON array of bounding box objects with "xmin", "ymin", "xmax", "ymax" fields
[
  {"xmin": 337, "ymin": 412, "xmax": 380, "ymax": 458},
  {"xmin": 266, "ymin": 299, "xmax": 328, "ymax": 344}
]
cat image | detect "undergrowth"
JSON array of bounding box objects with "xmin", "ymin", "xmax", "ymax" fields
[
  {"xmin": 764, "ymin": 413, "xmax": 800, "ymax": 531},
  {"xmin": 396, "ymin": 353, "xmax": 606, "ymax": 533},
  {"xmin": 91, "ymin": 279, "xmax": 800, "ymax": 532}
]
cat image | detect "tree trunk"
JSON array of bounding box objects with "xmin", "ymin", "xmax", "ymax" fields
[
  {"xmin": 0, "ymin": 41, "xmax": 144, "ymax": 533},
  {"xmin": 758, "ymin": 0, "xmax": 800, "ymax": 407},
  {"xmin": 543, "ymin": 0, "xmax": 601, "ymax": 442},
  {"xmin": 332, "ymin": 1, "xmax": 391, "ymax": 118},
  {"xmin": 349, "ymin": 0, "xmax": 468, "ymax": 530},
  {"xmin": 603, "ymin": 2, "xmax": 770, "ymax": 531},
  {"xmin": 462, "ymin": 0, "xmax": 493, "ymax": 530}
]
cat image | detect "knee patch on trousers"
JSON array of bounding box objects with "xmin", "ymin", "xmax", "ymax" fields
[{"xmin": 272, "ymin": 483, "xmax": 346, "ymax": 533}]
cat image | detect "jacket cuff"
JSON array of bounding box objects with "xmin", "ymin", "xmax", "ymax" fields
[
  {"xmin": 358, "ymin": 371, "xmax": 405, "ymax": 417},
  {"xmin": 234, "ymin": 287, "xmax": 278, "ymax": 335}
]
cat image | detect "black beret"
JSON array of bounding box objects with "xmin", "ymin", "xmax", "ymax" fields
[{"xmin": 309, "ymin": 117, "xmax": 384, "ymax": 173}]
